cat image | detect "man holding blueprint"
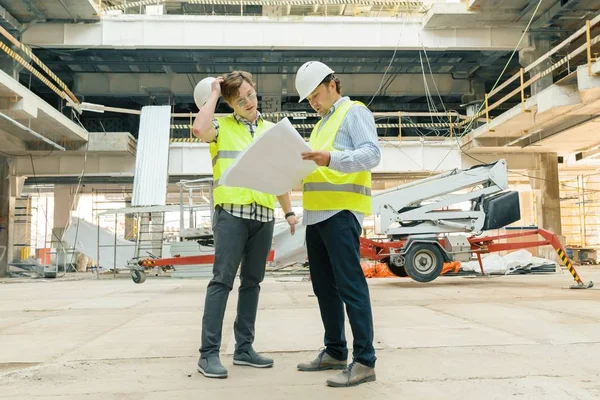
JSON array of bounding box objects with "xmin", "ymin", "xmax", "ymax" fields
[
  {"xmin": 192, "ymin": 71, "xmax": 297, "ymax": 379},
  {"xmin": 294, "ymin": 61, "xmax": 381, "ymax": 387}
]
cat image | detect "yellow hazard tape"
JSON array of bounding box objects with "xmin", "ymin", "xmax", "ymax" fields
[
  {"xmin": 172, "ymin": 122, "xmax": 454, "ymax": 130},
  {"xmin": 170, "ymin": 138, "xmax": 201, "ymax": 142},
  {"xmin": 188, "ymin": 0, "xmax": 424, "ymax": 6},
  {"xmin": 556, "ymin": 247, "xmax": 583, "ymax": 284},
  {"xmin": 0, "ymin": 26, "xmax": 79, "ymax": 105},
  {"xmin": 0, "ymin": 42, "xmax": 69, "ymax": 103},
  {"xmin": 103, "ymin": 0, "xmax": 163, "ymax": 11}
]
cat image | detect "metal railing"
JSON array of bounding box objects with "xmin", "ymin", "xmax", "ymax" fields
[
  {"xmin": 470, "ymin": 14, "xmax": 600, "ymax": 133},
  {"xmin": 168, "ymin": 111, "xmax": 466, "ymax": 141}
]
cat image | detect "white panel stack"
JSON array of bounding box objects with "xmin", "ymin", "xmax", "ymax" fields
[
  {"xmin": 132, "ymin": 105, "xmax": 171, "ymax": 206},
  {"xmin": 62, "ymin": 217, "xmax": 136, "ymax": 271}
]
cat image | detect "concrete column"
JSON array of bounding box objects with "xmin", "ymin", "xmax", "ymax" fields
[
  {"xmin": 528, "ymin": 153, "xmax": 565, "ymax": 264},
  {"xmin": 519, "ymin": 36, "xmax": 553, "ymax": 96},
  {"xmin": 526, "ymin": 154, "xmax": 563, "ymax": 264},
  {"xmin": 529, "ymin": 152, "xmax": 562, "ymax": 243},
  {"xmin": 0, "ymin": 157, "xmax": 15, "ymax": 277},
  {"xmin": 52, "ymin": 187, "xmax": 79, "ymax": 248}
]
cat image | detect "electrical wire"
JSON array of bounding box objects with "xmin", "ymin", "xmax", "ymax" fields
[
  {"xmin": 400, "ymin": 0, "xmax": 600, "ymax": 202},
  {"xmin": 414, "ymin": 0, "xmax": 562, "ymax": 186},
  {"xmin": 366, "ymin": 14, "xmax": 410, "ymax": 107},
  {"xmin": 458, "ymin": 0, "xmax": 544, "ymax": 138}
]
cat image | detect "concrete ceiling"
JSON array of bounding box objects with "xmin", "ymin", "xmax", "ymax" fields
[
  {"xmin": 455, "ymin": 0, "xmax": 598, "ymax": 33},
  {"xmin": 1, "ymin": 0, "xmax": 598, "ymax": 144},
  {"xmin": 0, "ymin": 0, "xmax": 99, "ymax": 23}
]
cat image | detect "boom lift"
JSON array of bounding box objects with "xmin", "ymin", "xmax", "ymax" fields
[{"xmin": 361, "ymin": 160, "xmax": 593, "ymax": 289}]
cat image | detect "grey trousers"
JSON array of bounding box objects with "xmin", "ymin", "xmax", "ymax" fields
[{"xmin": 199, "ymin": 206, "xmax": 275, "ymax": 358}]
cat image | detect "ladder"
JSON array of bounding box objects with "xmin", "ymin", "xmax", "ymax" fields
[{"xmin": 134, "ymin": 212, "xmax": 165, "ymax": 260}]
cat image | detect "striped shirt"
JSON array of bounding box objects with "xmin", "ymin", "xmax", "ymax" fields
[
  {"xmin": 212, "ymin": 112, "xmax": 274, "ymax": 223},
  {"xmin": 303, "ymin": 97, "xmax": 381, "ymax": 226}
]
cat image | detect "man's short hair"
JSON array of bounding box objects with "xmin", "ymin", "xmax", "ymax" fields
[
  {"xmin": 220, "ymin": 71, "xmax": 256, "ymax": 103},
  {"xmin": 320, "ymin": 73, "xmax": 342, "ymax": 94}
]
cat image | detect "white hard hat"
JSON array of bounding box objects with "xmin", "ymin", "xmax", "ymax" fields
[
  {"xmin": 295, "ymin": 61, "xmax": 334, "ymax": 102},
  {"xmin": 193, "ymin": 77, "xmax": 216, "ymax": 108}
]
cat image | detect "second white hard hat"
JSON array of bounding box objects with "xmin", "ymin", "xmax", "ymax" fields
[
  {"xmin": 193, "ymin": 77, "xmax": 216, "ymax": 109},
  {"xmin": 295, "ymin": 61, "xmax": 334, "ymax": 102}
]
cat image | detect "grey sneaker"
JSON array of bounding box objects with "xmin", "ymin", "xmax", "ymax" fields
[
  {"xmin": 297, "ymin": 349, "xmax": 347, "ymax": 372},
  {"xmin": 326, "ymin": 361, "xmax": 376, "ymax": 387},
  {"xmin": 233, "ymin": 348, "xmax": 274, "ymax": 368},
  {"xmin": 197, "ymin": 356, "xmax": 228, "ymax": 378}
]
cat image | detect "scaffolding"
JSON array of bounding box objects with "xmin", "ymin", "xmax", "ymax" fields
[{"xmin": 560, "ymin": 174, "xmax": 600, "ymax": 247}]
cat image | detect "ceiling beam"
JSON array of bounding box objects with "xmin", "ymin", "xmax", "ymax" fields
[
  {"xmin": 517, "ymin": 0, "xmax": 540, "ymax": 20},
  {"xmin": 531, "ymin": 0, "xmax": 578, "ymax": 30},
  {"xmin": 20, "ymin": 0, "xmax": 47, "ymax": 21},
  {"xmin": 41, "ymin": 59, "xmax": 487, "ymax": 69},
  {"xmin": 0, "ymin": 4, "xmax": 22, "ymax": 33},
  {"xmin": 22, "ymin": 17, "xmax": 529, "ymax": 51},
  {"xmin": 71, "ymin": 72, "xmax": 474, "ymax": 97}
]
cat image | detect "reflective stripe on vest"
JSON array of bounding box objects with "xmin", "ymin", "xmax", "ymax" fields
[
  {"xmin": 302, "ymin": 100, "xmax": 373, "ymax": 215},
  {"xmin": 303, "ymin": 182, "xmax": 371, "ymax": 196},
  {"xmin": 210, "ymin": 115, "xmax": 276, "ymax": 209},
  {"xmin": 212, "ymin": 150, "xmax": 241, "ymax": 167}
]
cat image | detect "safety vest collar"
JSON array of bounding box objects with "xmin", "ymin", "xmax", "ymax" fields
[{"xmin": 311, "ymin": 100, "xmax": 355, "ymax": 150}]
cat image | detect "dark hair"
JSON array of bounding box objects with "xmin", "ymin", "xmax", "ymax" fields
[
  {"xmin": 220, "ymin": 71, "xmax": 256, "ymax": 103},
  {"xmin": 320, "ymin": 74, "xmax": 341, "ymax": 94}
]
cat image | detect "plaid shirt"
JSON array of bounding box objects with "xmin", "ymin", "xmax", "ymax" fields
[{"xmin": 212, "ymin": 112, "xmax": 275, "ymax": 223}]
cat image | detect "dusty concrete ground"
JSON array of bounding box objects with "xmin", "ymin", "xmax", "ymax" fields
[{"xmin": 1, "ymin": 268, "xmax": 600, "ymax": 399}]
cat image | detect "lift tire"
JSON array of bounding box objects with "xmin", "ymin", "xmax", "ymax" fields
[
  {"xmin": 385, "ymin": 259, "xmax": 408, "ymax": 277},
  {"xmin": 404, "ymin": 243, "xmax": 444, "ymax": 283},
  {"xmin": 132, "ymin": 270, "xmax": 147, "ymax": 284}
]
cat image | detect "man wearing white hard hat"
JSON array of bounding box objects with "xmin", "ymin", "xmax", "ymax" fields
[
  {"xmin": 192, "ymin": 71, "xmax": 297, "ymax": 379},
  {"xmin": 294, "ymin": 61, "xmax": 381, "ymax": 387}
]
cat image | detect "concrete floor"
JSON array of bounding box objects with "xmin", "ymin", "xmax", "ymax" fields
[{"xmin": 1, "ymin": 268, "xmax": 600, "ymax": 399}]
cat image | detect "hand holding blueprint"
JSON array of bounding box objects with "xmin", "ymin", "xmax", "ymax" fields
[{"xmin": 219, "ymin": 118, "xmax": 317, "ymax": 195}]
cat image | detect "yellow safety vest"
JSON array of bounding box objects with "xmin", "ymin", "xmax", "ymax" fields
[
  {"xmin": 210, "ymin": 115, "xmax": 277, "ymax": 209},
  {"xmin": 302, "ymin": 100, "xmax": 372, "ymax": 215}
]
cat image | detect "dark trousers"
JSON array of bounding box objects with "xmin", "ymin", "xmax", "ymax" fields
[
  {"xmin": 199, "ymin": 207, "xmax": 275, "ymax": 358},
  {"xmin": 306, "ymin": 210, "xmax": 376, "ymax": 368}
]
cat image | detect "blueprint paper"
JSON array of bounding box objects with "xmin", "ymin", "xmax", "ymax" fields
[
  {"xmin": 219, "ymin": 118, "xmax": 317, "ymax": 195},
  {"xmin": 271, "ymin": 213, "xmax": 308, "ymax": 268}
]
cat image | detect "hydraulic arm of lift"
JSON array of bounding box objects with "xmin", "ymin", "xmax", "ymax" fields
[{"xmin": 372, "ymin": 159, "xmax": 511, "ymax": 236}]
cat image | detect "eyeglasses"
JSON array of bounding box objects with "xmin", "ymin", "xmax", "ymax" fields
[{"xmin": 237, "ymin": 92, "xmax": 257, "ymax": 107}]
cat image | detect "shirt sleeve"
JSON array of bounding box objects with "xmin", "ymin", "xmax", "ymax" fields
[{"xmin": 327, "ymin": 105, "xmax": 381, "ymax": 173}]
